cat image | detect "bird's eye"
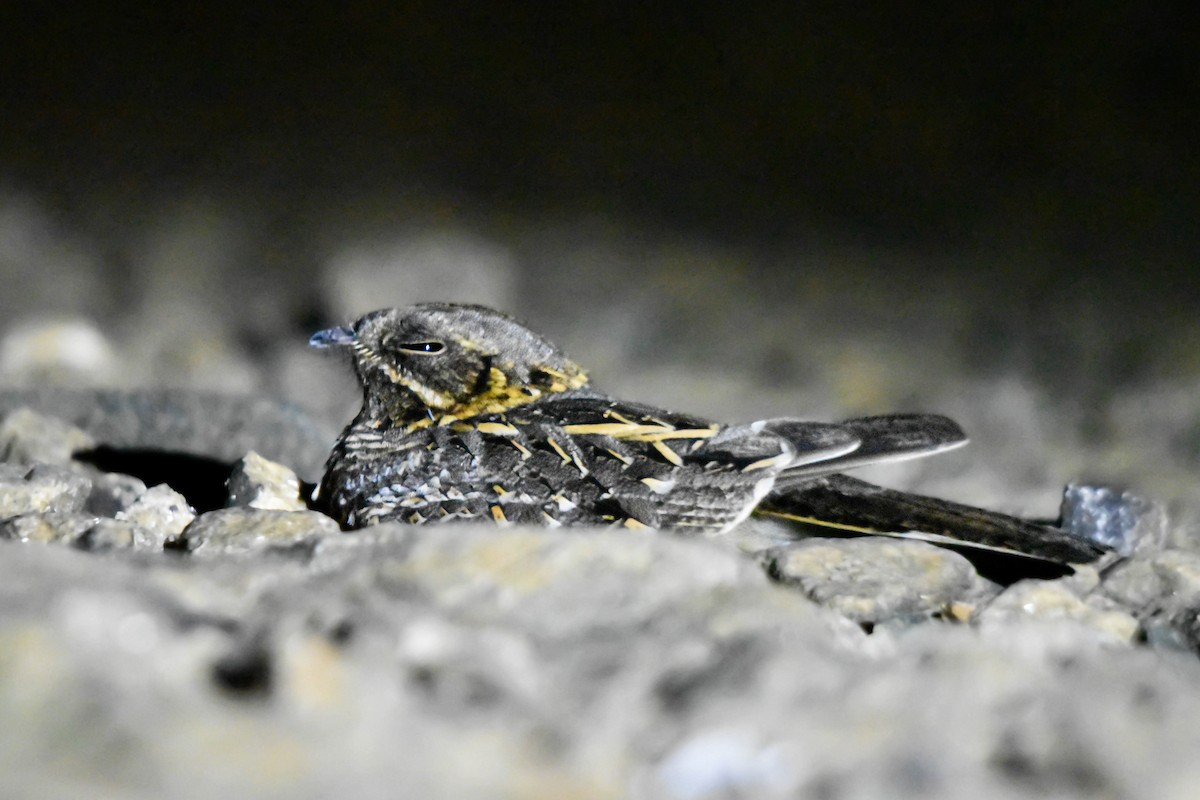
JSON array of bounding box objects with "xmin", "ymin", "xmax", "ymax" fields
[{"xmin": 398, "ymin": 341, "xmax": 445, "ymax": 354}]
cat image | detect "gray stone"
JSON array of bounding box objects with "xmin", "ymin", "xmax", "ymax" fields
[
  {"xmin": 83, "ymin": 471, "xmax": 149, "ymax": 518},
  {"xmin": 1, "ymin": 526, "xmax": 1200, "ymax": 799},
  {"xmin": 182, "ymin": 507, "xmax": 339, "ymax": 555},
  {"xmin": 226, "ymin": 450, "xmax": 306, "ymax": 511},
  {"xmin": 0, "ymin": 406, "xmax": 94, "ymax": 465},
  {"xmin": 116, "ymin": 484, "xmax": 195, "ymax": 545},
  {"xmin": 0, "ymin": 463, "xmax": 93, "ymax": 517},
  {"xmin": 977, "ymin": 579, "xmax": 1140, "ymax": 643},
  {"xmin": 0, "ymin": 388, "xmax": 335, "ymax": 481},
  {"xmin": 762, "ymin": 537, "xmax": 996, "ymax": 625},
  {"xmin": 0, "ymin": 510, "xmax": 98, "ymax": 544},
  {"xmin": 1101, "ymin": 550, "xmax": 1200, "ymax": 653},
  {"xmin": 1060, "ymin": 483, "xmax": 1169, "ymax": 556},
  {"xmin": 0, "ymin": 318, "xmax": 118, "ymax": 384},
  {"xmin": 76, "ymin": 518, "xmax": 161, "ymax": 552},
  {"xmin": 1100, "ymin": 551, "xmax": 1197, "ymax": 614}
]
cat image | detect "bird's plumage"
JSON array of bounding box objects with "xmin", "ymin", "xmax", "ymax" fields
[{"xmin": 312, "ymin": 303, "xmax": 1105, "ymax": 564}]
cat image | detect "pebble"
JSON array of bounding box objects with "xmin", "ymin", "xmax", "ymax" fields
[
  {"xmin": 84, "ymin": 471, "xmax": 149, "ymax": 518},
  {"xmin": 1101, "ymin": 549, "xmax": 1200, "ymax": 652},
  {"xmin": 226, "ymin": 450, "xmax": 306, "ymax": 511},
  {"xmin": 181, "ymin": 507, "xmax": 339, "ymax": 555},
  {"xmin": 762, "ymin": 537, "xmax": 996, "ymax": 625},
  {"xmin": 0, "ymin": 389, "xmax": 335, "ymax": 480},
  {"xmin": 0, "ymin": 510, "xmax": 98, "ymax": 544},
  {"xmin": 0, "ymin": 464, "xmax": 93, "ymax": 517},
  {"xmin": 1110, "ymin": 549, "xmax": 1200, "ymax": 607},
  {"xmin": 1060, "ymin": 483, "xmax": 1168, "ymax": 555},
  {"xmin": 0, "ymin": 406, "xmax": 95, "ymax": 465},
  {"xmin": 116, "ymin": 484, "xmax": 196, "ymax": 545},
  {"xmin": 76, "ymin": 519, "xmax": 161, "ymax": 552},
  {"xmin": 977, "ymin": 580, "xmax": 1140, "ymax": 643},
  {"xmin": 0, "ymin": 317, "xmax": 118, "ymax": 384}
]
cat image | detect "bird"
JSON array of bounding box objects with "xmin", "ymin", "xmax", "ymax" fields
[{"xmin": 310, "ymin": 303, "xmax": 1105, "ymax": 565}]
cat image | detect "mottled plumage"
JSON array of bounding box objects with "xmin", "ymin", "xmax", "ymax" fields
[{"xmin": 312, "ymin": 303, "xmax": 1104, "ymax": 564}]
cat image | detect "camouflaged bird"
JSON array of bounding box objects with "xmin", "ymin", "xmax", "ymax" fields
[{"xmin": 312, "ymin": 303, "xmax": 1104, "ymax": 564}]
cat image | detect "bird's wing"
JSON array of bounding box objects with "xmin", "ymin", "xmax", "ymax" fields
[
  {"xmin": 758, "ymin": 473, "xmax": 1107, "ymax": 565},
  {"xmin": 771, "ymin": 413, "xmax": 967, "ymax": 486},
  {"xmin": 514, "ymin": 394, "xmax": 861, "ymax": 473},
  {"xmin": 484, "ymin": 394, "xmax": 867, "ymax": 532}
]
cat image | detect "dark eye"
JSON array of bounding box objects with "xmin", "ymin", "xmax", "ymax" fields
[{"xmin": 398, "ymin": 341, "xmax": 445, "ymax": 354}]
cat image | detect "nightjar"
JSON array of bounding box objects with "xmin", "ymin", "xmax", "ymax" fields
[{"xmin": 312, "ymin": 303, "xmax": 1104, "ymax": 564}]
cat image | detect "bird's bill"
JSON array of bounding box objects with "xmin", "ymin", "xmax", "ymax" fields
[{"xmin": 309, "ymin": 326, "xmax": 357, "ymax": 348}]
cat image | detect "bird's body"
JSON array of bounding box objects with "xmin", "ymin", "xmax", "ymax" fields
[{"xmin": 313, "ymin": 303, "xmax": 1104, "ymax": 564}]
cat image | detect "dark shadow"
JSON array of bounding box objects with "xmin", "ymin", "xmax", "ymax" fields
[
  {"xmin": 932, "ymin": 541, "xmax": 1075, "ymax": 585},
  {"xmin": 75, "ymin": 447, "xmax": 233, "ymax": 514}
]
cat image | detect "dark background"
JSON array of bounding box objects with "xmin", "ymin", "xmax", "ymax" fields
[
  {"xmin": 1, "ymin": 3, "xmax": 1197, "ymax": 514},
  {"xmin": 5, "ymin": 4, "xmax": 1196, "ymax": 248}
]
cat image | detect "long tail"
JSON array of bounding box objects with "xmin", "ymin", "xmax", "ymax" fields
[{"xmin": 758, "ymin": 473, "xmax": 1106, "ymax": 564}]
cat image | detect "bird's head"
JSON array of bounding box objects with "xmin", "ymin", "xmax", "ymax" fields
[{"xmin": 310, "ymin": 304, "xmax": 588, "ymax": 427}]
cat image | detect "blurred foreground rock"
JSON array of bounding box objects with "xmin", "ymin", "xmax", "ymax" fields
[{"xmin": 3, "ymin": 522, "xmax": 1200, "ymax": 799}]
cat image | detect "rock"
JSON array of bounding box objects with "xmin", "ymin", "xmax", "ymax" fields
[
  {"xmin": 978, "ymin": 580, "xmax": 1140, "ymax": 643},
  {"xmin": 116, "ymin": 484, "xmax": 195, "ymax": 546},
  {"xmin": 1060, "ymin": 484, "xmax": 1168, "ymax": 555},
  {"xmin": 0, "ymin": 510, "xmax": 98, "ymax": 544},
  {"xmin": 2, "ymin": 523, "xmax": 1200, "ymax": 798},
  {"xmin": 314, "ymin": 525, "xmax": 834, "ymax": 634},
  {"xmin": 1101, "ymin": 550, "xmax": 1200, "ymax": 653},
  {"xmin": 0, "ymin": 464, "xmax": 93, "ymax": 517},
  {"xmin": 226, "ymin": 450, "xmax": 306, "ymax": 511},
  {"xmin": 644, "ymin": 727, "xmax": 799, "ymax": 798},
  {"xmin": 181, "ymin": 508, "xmax": 339, "ymax": 555},
  {"xmin": 83, "ymin": 471, "xmax": 149, "ymax": 518},
  {"xmin": 0, "ymin": 388, "xmax": 336, "ymax": 481},
  {"xmin": 0, "ymin": 407, "xmax": 94, "ymax": 465},
  {"xmin": 1101, "ymin": 551, "xmax": 1196, "ymax": 615},
  {"xmin": 76, "ymin": 519, "xmax": 161, "ymax": 552},
  {"xmin": 0, "ymin": 317, "xmax": 118, "ymax": 384},
  {"xmin": 762, "ymin": 537, "xmax": 996, "ymax": 625}
]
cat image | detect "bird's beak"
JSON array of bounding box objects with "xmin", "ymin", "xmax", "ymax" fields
[{"xmin": 309, "ymin": 325, "xmax": 357, "ymax": 348}]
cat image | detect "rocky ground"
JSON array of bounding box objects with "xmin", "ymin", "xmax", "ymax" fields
[{"xmin": 2, "ymin": 189, "xmax": 1200, "ymax": 798}]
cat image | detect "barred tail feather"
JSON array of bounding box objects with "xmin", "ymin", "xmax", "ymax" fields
[{"xmin": 759, "ymin": 474, "xmax": 1106, "ymax": 564}]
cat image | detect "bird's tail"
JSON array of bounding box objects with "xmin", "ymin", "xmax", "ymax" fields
[{"xmin": 758, "ymin": 473, "xmax": 1107, "ymax": 564}]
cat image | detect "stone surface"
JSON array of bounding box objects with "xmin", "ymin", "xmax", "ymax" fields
[
  {"xmin": 1100, "ymin": 549, "xmax": 1200, "ymax": 653},
  {"xmin": 0, "ymin": 406, "xmax": 94, "ymax": 465},
  {"xmin": 0, "ymin": 527, "xmax": 1197, "ymax": 799},
  {"xmin": 762, "ymin": 537, "xmax": 996, "ymax": 625},
  {"xmin": 0, "ymin": 510, "xmax": 98, "ymax": 544},
  {"xmin": 1104, "ymin": 549, "xmax": 1200, "ymax": 611},
  {"xmin": 0, "ymin": 464, "xmax": 93, "ymax": 517},
  {"xmin": 0, "ymin": 388, "xmax": 335, "ymax": 480},
  {"xmin": 1060, "ymin": 483, "xmax": 1169, "ymax": 555},
  {"xmin": 226, "ymin": 450, "xmax": 307, "ymax": 511},
  {"xmin": 182, "ymin": 507, "xmax": 339, "ymax": 555},
  {"xmin": 0, "ymin": 317, "xmax": 118, "ymax": 384},
  {"xmin": 978, "ymin": 579, "xmax": 1140, "ymax": 643},
  {"xmin": 76, "ymin": 518, "xmax": 161, "ymax": 552},
  {"xmin": 83, "ymin": 470, "xmax": 149, "ymax": 517},
  {"xmin": 116, "ymin": 484, "xmax": 196, "ymax": 545}
]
